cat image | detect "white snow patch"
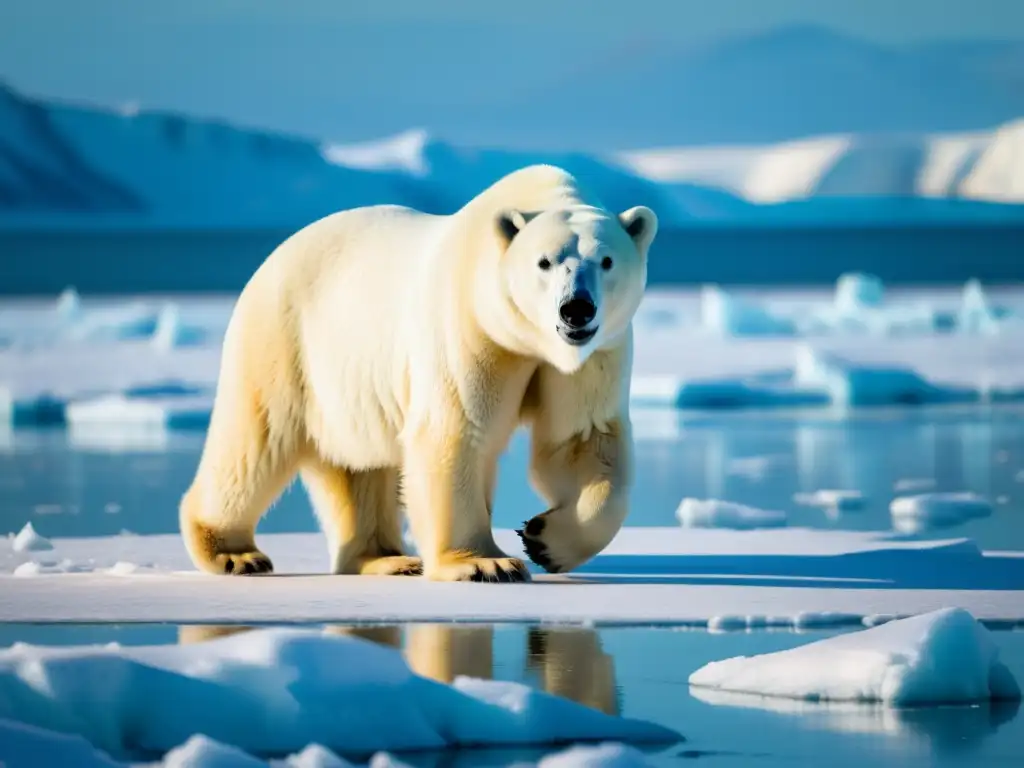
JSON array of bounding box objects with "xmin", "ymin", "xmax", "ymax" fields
[
  {"xmin": 890, "ymin": 492, "xmax": 993, "ymax": 534},
  {"xmin": 676, "ymin": 498, "xmax": 788, "ymax": 530},
  {"xmin": 689, "ymin": 607, "xmax": 1021, "ymax": 705},
  {"xmin": 11, "ymin": 522, "xmax": 53, "ymax": 552}
]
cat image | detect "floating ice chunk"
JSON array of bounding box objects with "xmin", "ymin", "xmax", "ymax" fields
[
  {"xmin": 12, "ymin": 562, "xmax": 46, "ymax": 577},
  {"xmin": 699, "ymin": 284, "xmax": 795, "ymax": 336},
  {"xmin": 66, "ymin": 302, "xmax": 160, "ymax": 344},
  {"xmin": 160, "ymin": 734, "xmax": 266, "ymax": 767},
  {"xmin": 54, "ymin": 287, "xmax": 82, "ymax": 323},
  {"xmin": 151, "ymin": 303, "xmax": 207, "ymax": 352},
  {"xmin": 105, "ymin": 562, "xmax": 141, "ymax": 576},
  {"xmin": 958, "ymin": 279, "xmax": 1001, "ymax": 335},
  {"xmin": 834, "ymin": 272, "xmax": 884, "ymax": 313},
  {"xmin": 793, "ymin": 344, "xmax": 963, "ymax": 406},
  {"xmin": 65, "ymin": 394, "xmax": 212, "ymax": 431},
  {"xmin": 0, "ymin": 628, "xmax": 678, "ymax": 759},
  {"xmin": 274, "ymin": 743, "xmax": 358, "ymax": 768},
  {"xmin": 689, "ymin": 608, "xmax": 1021, "ymax": 706},
  {"xmin": 793, "ymin": 489, "xmax": 865, "ymax": 512},
  {"xmin": 11, "ymin": 522, "xmax": 53, "ymax": 552},
  {"xmin": 536, "ymin": 742, "xmax": 656, "ymax": 767},
  {"xmin": 676, "ymin": 498, "xmax": 787, "ymax": 530},
  {"xmin": 890, "ymin": 492, "xmax": 993, "ymax": 534}
]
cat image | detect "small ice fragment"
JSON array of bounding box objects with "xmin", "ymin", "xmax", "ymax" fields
[
  {"xmin": 689, "ymin": 608, "xmax": 1021, "ymax": 706},
  {"xmin": 12, "ymin": 522, "xmax": 53, "ymax": 552},
  {"xmin": 890, "ymin": 492, "xmax": 992, "ymax": 534},
  {"xmin": 13, "ymin": 562, "xmax": 44, "ymax": 577},
  {"xmin": 793, "ymin": 490, "xmax": 865, "ymax": 512},
  {"xmin": 835, "ymin": 272, "xmax": 884, "ymax": 313},
  {"xmin": 106, "ymin": 562, "xmax": 139, "ymax": 576},
  {"xmin": 676, "ymin": 498, "xmax": 787, "ymax": 530},
  {"xmin": 537, "ymin": 743, "xmax": 655, "ymax": 767}
]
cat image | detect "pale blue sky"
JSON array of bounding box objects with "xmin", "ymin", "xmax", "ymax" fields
[{"xmin": 2, "ymin": 0, "xmax": 1022, "ymax": 144}]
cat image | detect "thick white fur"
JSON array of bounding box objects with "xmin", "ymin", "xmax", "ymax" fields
[{"xmin": 179, "ymin": 164, "xmax": 657, "ymax": 581}]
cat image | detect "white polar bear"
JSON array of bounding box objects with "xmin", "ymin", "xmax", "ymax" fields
[{"xmin": 179, "ymin": 164, "xmax": 657, "ymax": 582}]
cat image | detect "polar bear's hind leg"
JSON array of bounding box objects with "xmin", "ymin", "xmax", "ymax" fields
[{"xmin": 301, "ymin": 460, "xmax": 422, "ymax": 576}]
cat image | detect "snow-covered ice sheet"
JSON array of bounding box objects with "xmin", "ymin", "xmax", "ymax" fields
[
  {"xmin": 0, "ymin": 628, "xmax": 677, "ymax": 760},
  {"xmin": 688, "ymin": 607, "xmax": 1021, "ymax": 705},
  {"xmin": 3, "ymin": 280, "xmax": 1024, "ymax": 426},
  {"xmin": 0, "ymin": 527, "xmax": 1021, "ymax": 625}
]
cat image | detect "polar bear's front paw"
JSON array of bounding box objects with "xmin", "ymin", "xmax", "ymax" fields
[
  {"xmin": 515, "ymin": 510, "xmax": 587, "ymax": 574},
  {"xmin": 427, "ymin": 555, "xmax": 531, "ymax": 583},
  {"xmin": 212, "ymin": 551, "xmax": 274, "ymax": 576},
  {"xmin": 516, "ymin": 513, "xmax": 561, "ymax": 573}
]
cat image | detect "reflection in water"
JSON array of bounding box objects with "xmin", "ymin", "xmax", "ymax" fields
[
  {"xmin": 177, "ymin": 623, "xmax": 620, "ymax": 716},
  {"xmin": 690, "ymin": 686, "xmax": 1021, "ymax": 756}
]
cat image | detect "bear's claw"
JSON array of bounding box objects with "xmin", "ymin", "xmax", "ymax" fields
[
  {"xmin": 215, "ymin": 551, "xmax": 274, "ymax": 576},
  {"xmin": 427, "ymin": 555, "xmax": 531, "ymax": 583},
  {"xmin": 516, "ymin": 518, "xmax": 562, "ymax": 574}
]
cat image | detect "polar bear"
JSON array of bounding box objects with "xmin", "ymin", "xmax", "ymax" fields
[{"xmin": 179, "ymin": 164, "xmax": 657, "ymax": 582}]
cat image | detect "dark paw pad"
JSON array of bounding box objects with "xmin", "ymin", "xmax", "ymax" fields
[
  {"xmin": 525, "ymin": 516, "xmax": 546, "ymax": 536},
  {"xmin": 223, "ymin": 553, "xmax": 274, "ymax": 576},
  {"xmin": 516, "ymin": 525, "xmax": 559, "ymax": 573}
]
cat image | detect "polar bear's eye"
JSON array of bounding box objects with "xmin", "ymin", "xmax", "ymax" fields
[
  {"xmin": 537, "ymin": 258, "xmax": 552, "ymax": 271},
  {"xmin": 601, "ymin": 256, "xmax": 614, "ymax": 271}
]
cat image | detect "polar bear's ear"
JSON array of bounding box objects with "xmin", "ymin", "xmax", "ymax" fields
[
  {"xmin": 496, "ymin": 209, "xmax": 531, "ymax": 246},
  {"xmin": 619, "ymin": 206, "xmax": 658, "ymax": 251}
]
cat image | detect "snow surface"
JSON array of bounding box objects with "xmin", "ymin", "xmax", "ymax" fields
[
  {"xmin": 0, "ymin": 628, "xmax": 677, "ymax": 760},
  {"xmin": 889, "ymin": 492, "xmax": 994, "ymax": 535},
  {"xmin": 676, "ymin": 498, "xmax": 788, "ymax": 530},
  {"xmin": 688, "ymin": 607, "xmax": 1021, "ymax": 706},
  {"xmin": 3, "ymin": 280, "xmax": 1024, "ymax": 426},
  {"xmin": 1, "ymin": 527, "xmax": 1021, "ymax": 626}
]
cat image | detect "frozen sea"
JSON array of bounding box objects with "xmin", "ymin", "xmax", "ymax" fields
[{"xmin": 1, "ymin": 280, "xmax": 1024, "ymax": 767}]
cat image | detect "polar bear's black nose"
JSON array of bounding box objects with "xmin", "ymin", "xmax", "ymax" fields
[{"xmin": 559, "ymin": 295, "xmax": 597, "ymax": 328}]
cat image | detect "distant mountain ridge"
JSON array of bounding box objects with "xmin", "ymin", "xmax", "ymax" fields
[{"xmin": 4, "ymin": 23, "xmax": 1024, "ymax": 233}]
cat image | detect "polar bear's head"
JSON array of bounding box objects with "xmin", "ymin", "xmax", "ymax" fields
[{"xmin": 489, "ymin": 203, "xmax": 657, "ymax": 373}]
